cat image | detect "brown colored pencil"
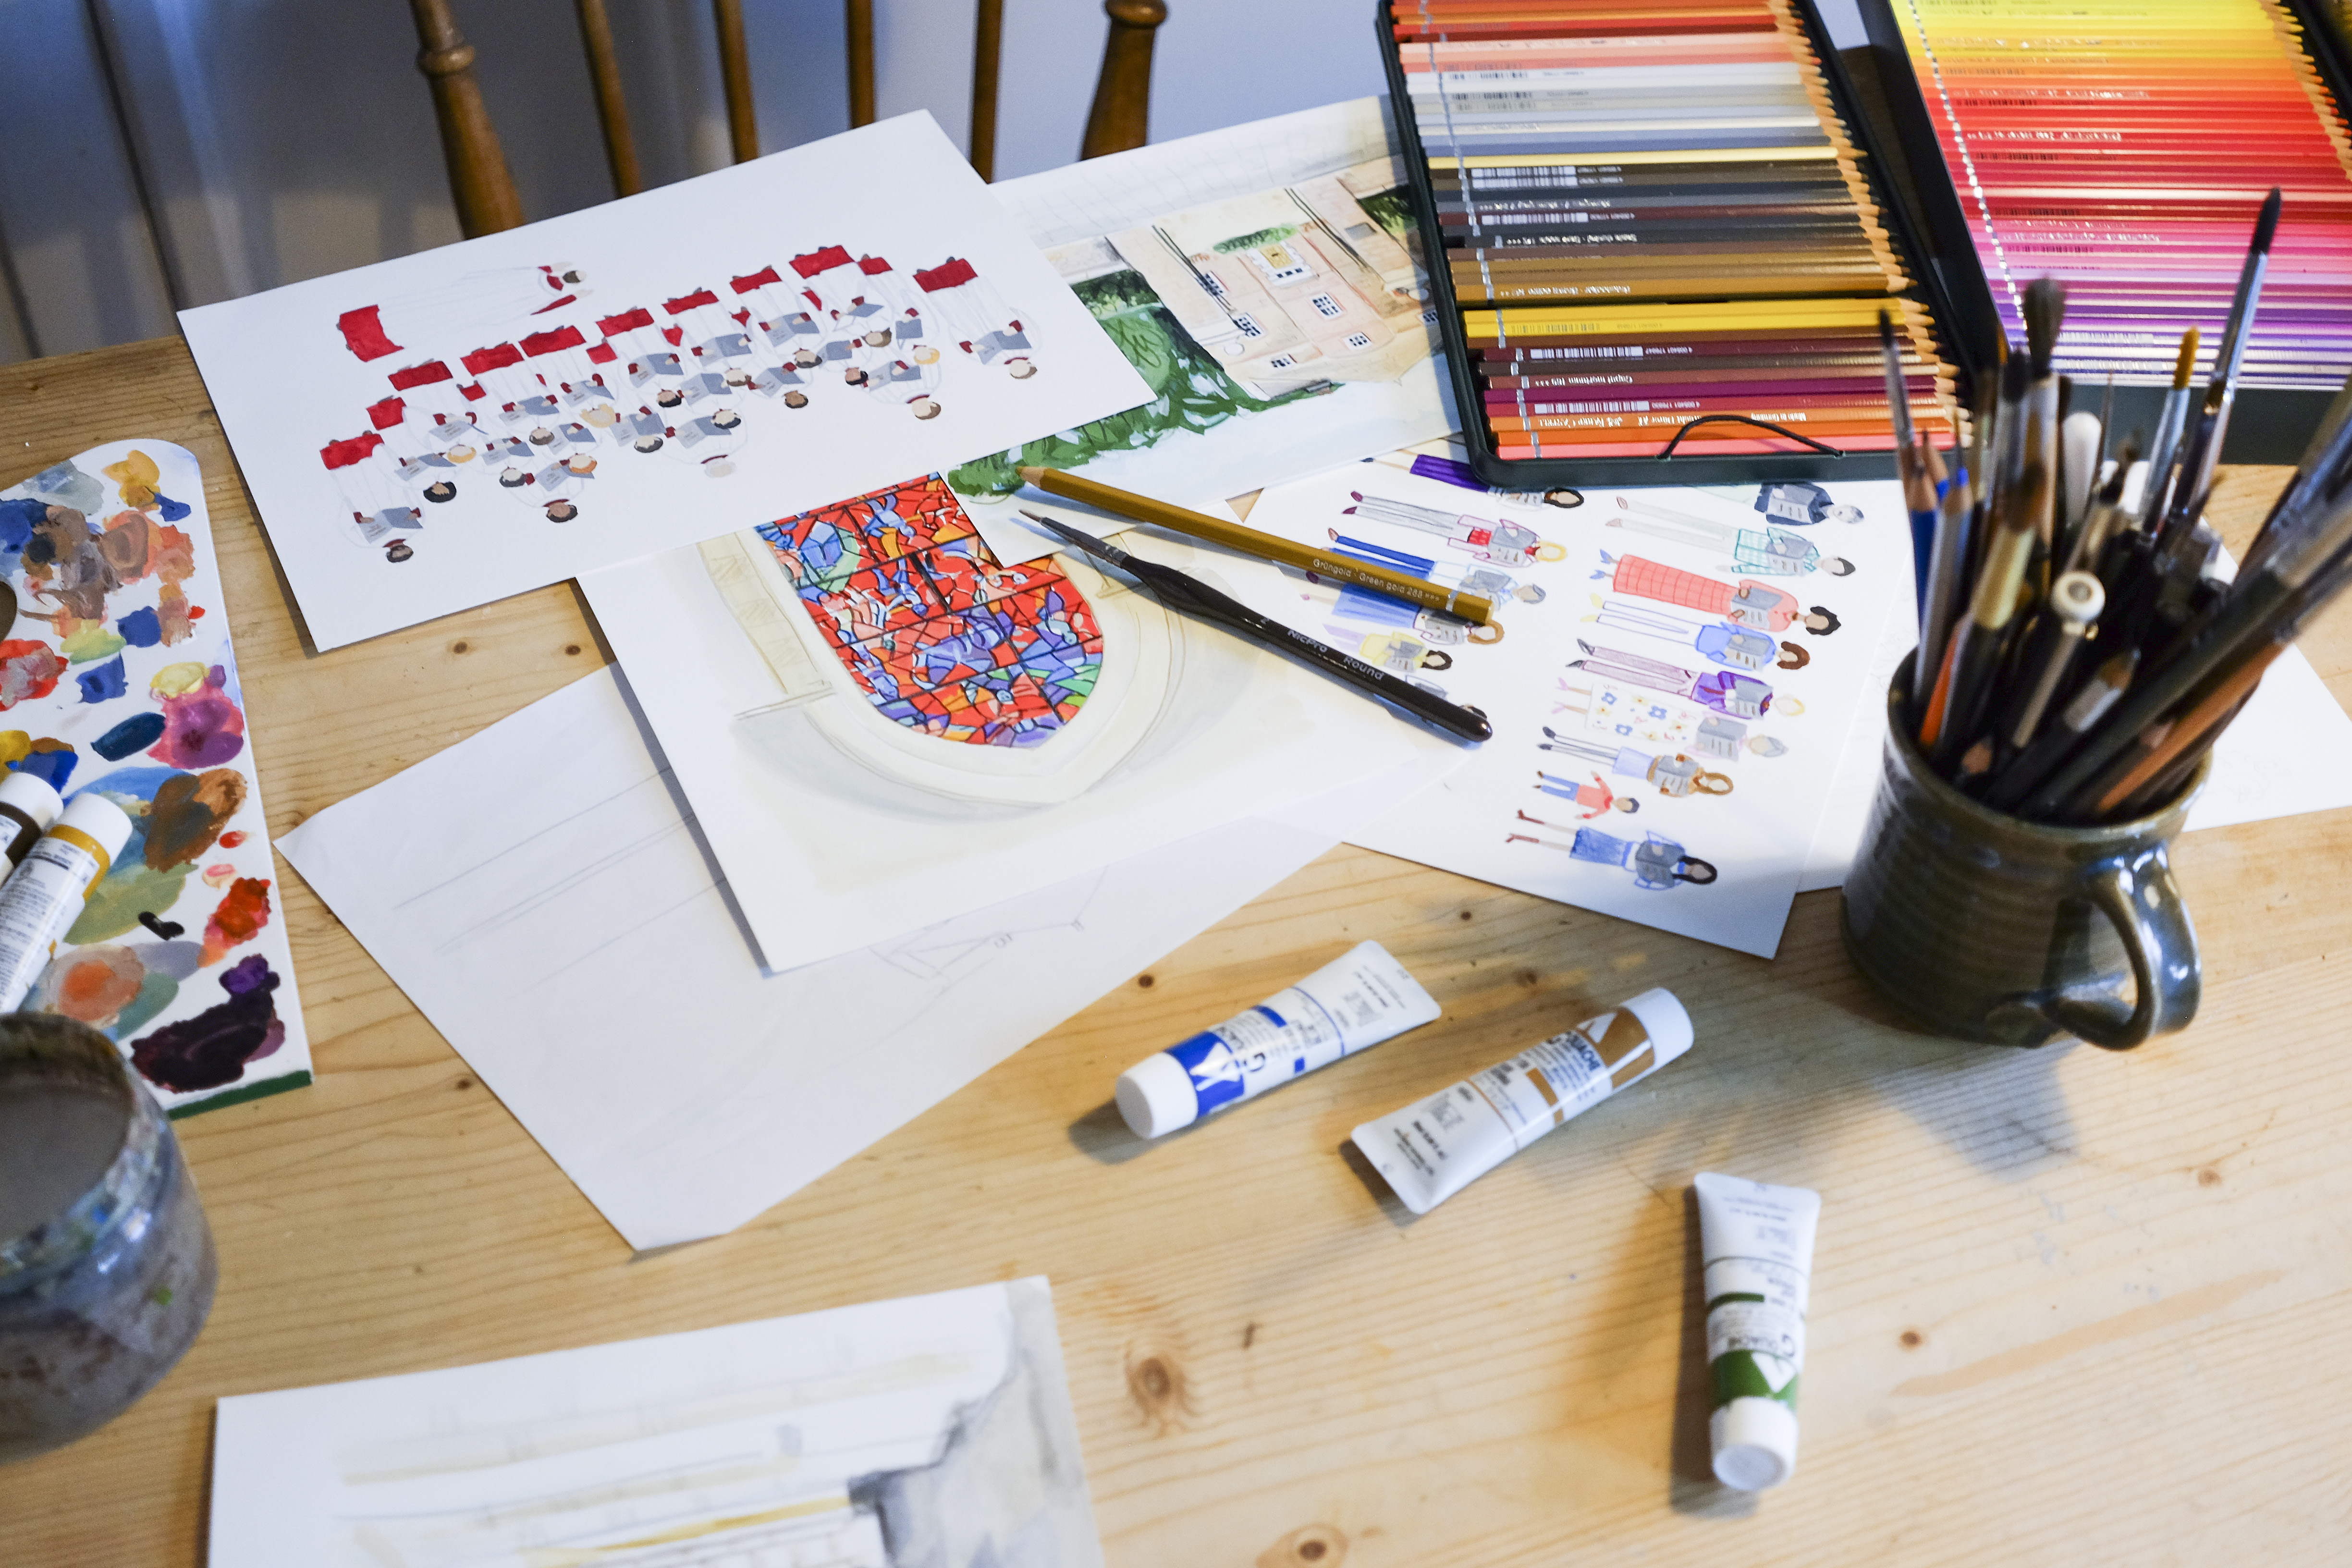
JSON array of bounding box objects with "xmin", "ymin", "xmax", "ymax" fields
[{"xmin": 1016, "ymin": 466, "xmax": 1498, "ymax": 628}]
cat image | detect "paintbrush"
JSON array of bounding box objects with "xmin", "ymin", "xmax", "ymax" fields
[
  {"xmin": 2136, "ymin": 328, "xmax": 2202, "ymax": 534},
  {"xmin": 2155, "ymin": 186, "xmax": 2282, "ymax": 553},
  {"xmin": 2021, "ymin": 279, "xmax": 2066, "ymax": 553},
  {"xmin": 1928, "ymin": 460, "xmax": 2052, "ymax": 769},
  {"xmin": 1025, "ymin": 514, "xmax": 1494, "ymax": 744}
]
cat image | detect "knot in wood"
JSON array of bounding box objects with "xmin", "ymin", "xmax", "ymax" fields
[
  {"xmin": 1122, "ymin": 1341, "xmax": 1192, "ymax": 1432},
  {"xmin": 1258, "ymin": 1525, "xmax": 1348, "ymax": 1568}
]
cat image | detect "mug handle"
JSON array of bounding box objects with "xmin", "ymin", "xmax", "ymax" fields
[{"xmin": 2043, "ymin": 847, "xmax": 2201, "ymax": 1050}]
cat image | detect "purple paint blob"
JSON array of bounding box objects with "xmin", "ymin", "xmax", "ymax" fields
[{"xmin": 147, "ymin": 665, "xmax": 245, "ymax": 768}]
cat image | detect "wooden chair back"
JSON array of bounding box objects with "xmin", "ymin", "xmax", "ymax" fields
[{"xmin": 410, "ymin": 0, "xmax": 1169, "ymax": 239}]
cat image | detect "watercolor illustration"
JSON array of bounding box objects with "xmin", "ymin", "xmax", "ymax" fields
[
  {"xmin": 324, "ymin": 248, "xmax": 1039, "ymax": 565},
  {"xmin": 181, "ymin": 115, "xmax": 1155, "ymax": 651},
  {"xmin": 953, "ymin": 158, "xmax": 1433, "ymax": 500},
  {"xmin": 1213, "ymin": 454, "xmax": 1909, "ymax": 958},
  {"xmin": 211, "ymin": 1278, "xmax": 1107, "ymax": 1568},
  {"xmin": 0, "ymin": 442, "xmax": 308, "ymax": 1115}
]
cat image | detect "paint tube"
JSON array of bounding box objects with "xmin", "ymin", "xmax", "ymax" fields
[
  {"xmin": 0, "ymin": 795, "xmax": 134, "ymax": 1012},
  {"xmin": 1350, "ymin": 987, "xmax": 1691, "ymax": 1215},
  {"xmin": 0, "ymin": 772, "xmax": 61, "ymax": 868},
  {"xmin": 1694, "ymin": 1171, "xmax": 1822, "ymax": 1491},
  {"xmin": 1115, "ymin": 941, "xmax": 1441, "ymax": 1139}
]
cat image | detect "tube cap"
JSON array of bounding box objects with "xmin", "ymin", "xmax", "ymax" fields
[
  {"xmin": 1115, "ymin": 1053, "xmax": 1200, "ymax": 1139},
  {"xmin": 55, "ymin": 794, "xmax": 134, "ymax": 866},
  {"xmin": 1712, "ymin": 1396, "xmax": 1800, "ymax": 1490},
  {"xmin": 0, "ymin": 772, "xmax": 62, "ymax": 834},
  {"xmin": 1620, "ymin": 987, "xmax": 1694, "ymax": 1072}
]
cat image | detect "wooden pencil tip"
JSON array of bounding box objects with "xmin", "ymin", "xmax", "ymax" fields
[{"xmin": 1017, "ymin": 466, "xmax": 1049, "ymax": 484}]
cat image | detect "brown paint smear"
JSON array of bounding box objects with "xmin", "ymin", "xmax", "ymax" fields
[{"xmin": 145, "ymin": 768, "xmax": 247, "ymax": 870}]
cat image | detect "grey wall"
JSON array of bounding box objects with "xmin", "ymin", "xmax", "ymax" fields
[{"xmin": 0, "ymin": 0, "xmax": 1869, "ymax": 363}]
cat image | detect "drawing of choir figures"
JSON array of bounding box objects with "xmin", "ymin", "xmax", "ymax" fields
[
  {"xmin": 320, "ymin": 431, "xmax": 421, "ymax": 557},
  {"xmin": 1536, "ymin": 731, "xmax": 1734, "ymax": 797},
  {"xmin": 363, "ymin": 392, "xmax": 472, "ymax": 506},
  {"xmin": 594, "ymin": 306, "xmax": 680, "ymax": 389},
  {"xmin": 790, "ymin": 245, "xmax": 872, "ymax": 367},
  {"xmin": 1566, "ymin": 642, "xmax": 1799, "ymax": 718},
  {"xmin": 1341, "ymin": 492, "xmax": 1563, "ymax": 568},
  {"xmin": 1505, "ymin": 821, "xmax": 1717, "ymax": 889},
  {"xmin": 331, "ymin": 265, "xmax": 589, "ymax": 365},
  {"xmin": 381, "ymin": 358, "xmax": 475, "ymax": 428},
  {"xmin": 915, "ymin": 257, "xmax": 1036, "ymax": 376},
  {"xmin": 730, "ymin": 265, "xmax": 824, "ymax": 359},
  {"xmin": 838, "ymin": 255, "xmax": 922, "ymax": 347},
  {"xmin": 1592, "ymin": 553, "xmax": 1841, "ymax": 637},
  {"xmin": 517, "ymin": 324, "xmax": 611, "ymax": 410},
  {"xmin": 664, "ymin": 287, "xmax": 755, "ymax": 370},
  {"xmin": 1606, "ymin": 496, "xmax": 1853, "ymax": 577},
  {"xmin": 458, "ymin": 341, "xmax": 558, "ymax": 425}
]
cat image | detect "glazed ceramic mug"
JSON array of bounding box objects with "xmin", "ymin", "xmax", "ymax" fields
[{"xmin": 1842, "ymin": 672, "xmax": 2204, "ymax": 1049}]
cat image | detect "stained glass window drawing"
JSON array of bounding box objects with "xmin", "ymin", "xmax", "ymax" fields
[{"xmin": 750, "ymin": 475, "xmax": 1103, "ymax": 747}]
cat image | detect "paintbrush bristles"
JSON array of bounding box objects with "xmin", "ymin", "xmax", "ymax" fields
[
  {"xmin": 2023, "ymin": 279, "xmax": 2066, "ymax": 379},
  {"xmin": 2173, "ymin": 327, "xmax": 2201, "ymax": 391}
]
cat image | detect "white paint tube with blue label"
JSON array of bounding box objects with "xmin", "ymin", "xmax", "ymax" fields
[
  {"xmin": 1695, "ymin": 1171, "xmax": 1822, "ymax": 1491},
  {"xmin": 1115, "ymin": 941, "xmax": 1440, "ymax": 1139}
]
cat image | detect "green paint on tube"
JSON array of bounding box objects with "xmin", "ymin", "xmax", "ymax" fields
[{"xmin": 1694, "ymin": 1171, "xmax": 1822, "ymax": 1491}]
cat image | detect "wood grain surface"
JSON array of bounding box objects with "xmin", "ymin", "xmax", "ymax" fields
[{"xmin": 2, "ymin": 337, "xmax": 2349, "ymax": 1566}]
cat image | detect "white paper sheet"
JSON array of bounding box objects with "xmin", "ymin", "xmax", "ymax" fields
[
  {"xmin": 179, "ymin": 114, "xmax": 1152, "ymax": 649},
  {"xmin": 950, "ymin": 97, "xmax": 1454, "ymax": 540},
  {"xmin": 0, "ymin": 441, "xmax": 310, "ymax": 1114},
  {"xmin": 279, "ymin": 666, "xmax": 1434, "ymax": 1249},
  {"xmin": 1159, "ymin": 461, "xmax": 1910, "ymax": 958},
  {"xmin": 210, "ymin": 1277, "xmax": 1103, "ymax": 1568},
  {"xmin": 577, "ymin": 477, "xmax": 1451, "ymax": 975}
]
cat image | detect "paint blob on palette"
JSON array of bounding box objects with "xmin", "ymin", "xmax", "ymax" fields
[{"xmin": 0, "ymin": 442, "xmax": 308, "ymax": 1116}]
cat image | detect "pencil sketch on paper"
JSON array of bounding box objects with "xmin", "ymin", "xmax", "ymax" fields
[
  {"xmin": 952, "ymin": 156, "xmax": 1440, "ymax": 504},
  {"xmin": 209, "ymin": 1279, "xmax": 1107, "ymax": 1568},
  {"xmin": 323, "ymin": 248, "xmax": 1042, "ymax": 570}
]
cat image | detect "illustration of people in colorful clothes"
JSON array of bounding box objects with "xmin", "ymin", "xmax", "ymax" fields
[
  {"xmin": 1530, "ymin": 774, "xmax": 1639, "ymax": 818},
  {"xmin": 1593, "ymin": 553, "xmax": 1841, "ymax": 636},
  {"xmin": 1606, "ymin": 497, "xmax": 1853, "ymax": 576},
  {"xmin": 1566, "ymin": 642, "xmax": 1796, "ymax": 717},
  {"xmin": 1586, "ymin": 601, "xmax": 1814, "ymax": 672},
  {"xmin": 1537, "ymin": 732, "xmax": 1733, "ymax": 796},
  {"xmin": 1507, "ymin": 817, "xmax": 1717, "ymax": 888},
  {"xmin": 1342, "ymin": 493, "xmax": 1563, "ymax": 568}
]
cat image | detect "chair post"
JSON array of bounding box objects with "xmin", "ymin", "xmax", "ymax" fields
[
  {"xmin": 409, "ymin": 0, "xmax": 525, "ymax": 236},
  {"xmin": 574, "ymin": 0, "xmax": 643, "ymax": 196},
  {"xmin": 971, "ymin": 0, "xmax": 1004, "ymax": 180},
  {"xmin": 713, "ymin": 0, "xmax": 760, "ymax": 161},
  {"xmin": 846, "ymin": 0, "xmax": 877, "ymax": 127},
  {"xmin": 1082, "ymin": 0, "xmax": 1166, "ymax": 160}
]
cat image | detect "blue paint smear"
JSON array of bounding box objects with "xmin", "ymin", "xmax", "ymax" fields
[
  {"xmin": 92, "ymin": 712, "xmax": 165, "ymax": 760},
  {"xmin": 12, "ymin": 749, "xmax": 77, "ymax": 790},
  {"xmin": 75, "ymin": 655, "xmax": 127, "ymax": 704},
  {"xmin": 0, "ymin": 498, "xmax": 41, "ymax": 551},
  {"xmin": 151, "ymin": 491, "xmax": 191, "ymax": 522},
  {"xmin": 117, "ymin": 606, "xmax": 163, "ymax": 648}
]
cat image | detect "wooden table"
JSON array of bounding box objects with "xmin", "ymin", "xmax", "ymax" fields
[{"xmin": 4, "ymin": 337, "xmax": 2349, "ymax": 1567}]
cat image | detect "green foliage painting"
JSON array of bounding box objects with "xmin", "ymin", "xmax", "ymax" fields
[{"xmin": 949, "ymin": 269, "xmax": 1333, "ymax": 497}]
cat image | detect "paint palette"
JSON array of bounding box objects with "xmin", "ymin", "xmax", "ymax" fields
[{"xmin": 0, "ymin": 441, "xmax": 309, "ymax": 1116}]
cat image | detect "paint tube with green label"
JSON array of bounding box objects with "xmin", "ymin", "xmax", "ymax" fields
[{"xmin": 1694, "ymin": 1170, "xmax": 1821, "ymax": 1491}]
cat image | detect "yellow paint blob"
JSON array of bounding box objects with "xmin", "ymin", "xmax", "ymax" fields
[{"xmin": 150, "ymin": 661, "xmax": 208, "ymax": 697}]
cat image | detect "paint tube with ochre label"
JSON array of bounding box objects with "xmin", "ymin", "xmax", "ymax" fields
[
  {"xmin": 1350, "ymin": 987, "xmax": 1691, "ymax": 1215},
  {"xmin": 1115, "ymin": 941, "xmax": 1442, "ymax": 1139},
  {"xmin": 0, "ymin": 794, "xmax": 134, "ymax": 1012},
  {"xmin": 0, "ymin": 772, "xmax": 62, "ymax": 868},
  {"xmin": 1695, "ymin": 1170, "xmax": 1821, "ymax": 1491}
]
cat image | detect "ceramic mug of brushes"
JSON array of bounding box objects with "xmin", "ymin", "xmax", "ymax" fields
[{"xmin": 1840, "ymin": 670, "xmax": 2204, "ymax": 1049}]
